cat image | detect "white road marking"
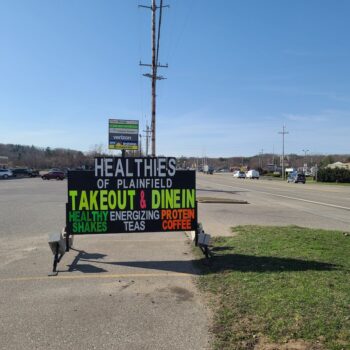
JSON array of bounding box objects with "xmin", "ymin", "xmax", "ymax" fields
[
  {"xmin": 197, "ymin": 179, "xmax": 350, "ymax": 211},
  {"xmin": 211, "ymin": 174, "xmax": 350, "ymax": 194}
]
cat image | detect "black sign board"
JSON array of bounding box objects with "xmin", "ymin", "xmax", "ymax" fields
[{"xmin": 66, "ymin": 157, "xmax": 197, "ymax": 235}]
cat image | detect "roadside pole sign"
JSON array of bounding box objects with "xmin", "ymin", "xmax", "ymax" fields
[
  {"xmin": 109, "ymin": 119, "xmax": 139, "ymax": 151},
  {"xmin": 66, "ymin": 157, "xmax": 197, "ymax": 235}
]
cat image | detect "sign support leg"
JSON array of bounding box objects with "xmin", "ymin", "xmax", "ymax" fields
[
  {"xmin": 48, "ymin": 243, "xmax": 60, "ymax": 276},
  {"xmin": 53, "ymin": 243, "xmax": 59, "ymax": 273},
  {"xmin": 65, "ymin": 230, "xmax": 70, "ymax": 252},
  {"xmin": 195, "ymin": 201, "xmax": 199, "ymax": 246}
]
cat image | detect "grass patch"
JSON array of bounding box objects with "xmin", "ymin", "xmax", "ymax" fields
[{"xmin": 195, "ymin": 226, "xmax": 350, "ymax": 350}]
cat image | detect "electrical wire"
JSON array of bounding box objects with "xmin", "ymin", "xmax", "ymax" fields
[
  {"xmin": 156, "ymin": 0, "xmax": 163, "ymax": 67},
  {"xmin": 137, "ymin": 0, "xmax": 148, "ymax": 135},
  {"xmin": 167, "ymin": 0, "xmax": 194, "ymax": 63}
]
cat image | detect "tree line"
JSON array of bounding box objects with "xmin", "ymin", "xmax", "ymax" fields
[
  {"xmin": 317, "ymin": 168, "xmax": 350, "ymax": 183},
  {"xmin": 0, "ymin": 143, "xmax": 93, "ymax": 169},
  {"xmin": 1, "ymin": 143, "xmax": 349, "ymax": 173}
]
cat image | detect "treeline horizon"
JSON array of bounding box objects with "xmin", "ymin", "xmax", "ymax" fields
[
  {"xmin": 0, "ymin": 143, "xmax": 94, "ymax": 169},
  {"xmin": 0, "ymin": 143, "xmax": 349, "ymax": 170}
]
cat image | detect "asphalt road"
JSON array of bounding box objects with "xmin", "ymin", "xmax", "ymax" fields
[
  {"xmin": 197, "ymin": 172, "xmax": 350, "ymax": 235},
  {"xmin": 0, "ymin": 178, "xmax": 209, "ymax": 350}
]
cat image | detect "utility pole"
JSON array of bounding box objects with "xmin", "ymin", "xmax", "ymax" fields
[
  {"xmin": 278, "ymin": 126, "xmax": 289, "ymax": 180},
  {"xmin": 302, "ymin": 149, "xmax": 309, "ymax": 173},
  {"xmin": 139, "ymin": 0, "xmax": 169, "ymax": 156},
  {"xmin": 150, "ymin": 0, "xmax": 156, "ymax": 157},
  {"xmin": 259, "ymin": 148, "xmax": 264, "ymax": 170},
  {"xmin": 143, "ymin": 124, "xmax": 151, "ymax": 156}
]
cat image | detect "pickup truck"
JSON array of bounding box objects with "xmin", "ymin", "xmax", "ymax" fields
[{"xmin": 203, "ymin": 165, "xmax": 214, "ymax": 174}]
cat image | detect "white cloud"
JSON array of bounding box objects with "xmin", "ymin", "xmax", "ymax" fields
[
  {"xmin": 284, "ymin": 114, "xmax": 329, "ymax": 123},
  {"xmin": 284, "ymin": 109, "xmax": 350, "ymax": 123}
]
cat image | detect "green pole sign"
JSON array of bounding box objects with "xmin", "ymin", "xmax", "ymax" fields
[{"xmin": 109, "ymin": 119, "xmax": 139, "ymax": 150}]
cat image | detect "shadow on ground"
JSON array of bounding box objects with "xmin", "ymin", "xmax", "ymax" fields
[
  {"xmin": 66, "ymin": 249, "xmax": 108, "ymax": 273},
  {"xmin": 204, "ymin": 253, "xmax": 339, "ymax": 273},
  {"xmin": 197, "ymin": 188, "xmax": 247, "ymax": 195},
  {"xmin": 62, "ymin": 249, "xmax": 338, "ymax": 275}
]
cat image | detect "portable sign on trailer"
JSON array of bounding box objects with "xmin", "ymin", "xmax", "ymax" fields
[
  {"xmin": 109, "ymin": 119, "xmax": 139, "ymax": 151},
  {"xmin": 47, "ymin": 157, "xmax": 208, "ymax": 275}
]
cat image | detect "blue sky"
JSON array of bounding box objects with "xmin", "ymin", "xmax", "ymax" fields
[{"xmin": 0, "ymin": 0, "xmax": 349, "ymax": 157}]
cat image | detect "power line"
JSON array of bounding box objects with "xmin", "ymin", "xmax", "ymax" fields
[
  {"xmin": 166, "ymin": 0, "xmax": 194, "ymax": 63},
  {"xmin": 137, "ymin": 1, "xmax": 148, "ymax": 136},
  {"xmin": 156, "ymin": 0, "xmax": 163, "ymax": 66}
]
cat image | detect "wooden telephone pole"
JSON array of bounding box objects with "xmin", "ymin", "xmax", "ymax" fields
[
  {"xmin": 139, "ymin": 0, "xmax": 168, "ymax": 156},
  {"xmin": 278, "ymin": 126, "xmax": 289, "ymax": 180}
]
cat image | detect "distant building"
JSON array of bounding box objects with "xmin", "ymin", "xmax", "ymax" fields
[
  {"xmin": 0, "ymin": 156, "xmax": 8, "ymax": 169},
  {"xmin": 327, "ymin": 162, "xmax": 350, "ymax": 170},
  {"xmin": 279, "ymin": 156, "xmax": 290, "ymax": 168}
]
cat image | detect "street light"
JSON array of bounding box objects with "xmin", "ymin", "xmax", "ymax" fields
[
  {"xmin": 302, "ymin": 149, "xmax": 309, "ymax": 158},
  {"xmin": 302, "ymin": 149, "xmax": 309, "ymax": 171}
]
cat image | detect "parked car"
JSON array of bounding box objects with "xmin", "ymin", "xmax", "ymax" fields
[
  {"xmin": 0, "ymin": 169, "xmax": 13, "ymax": 179},
  {"xmin": 233, "ymin": 171, "xmax": 246, "ymax": 179},
  {"xmin": 42, "ymin": 170, "xmax": 65, "ymax": 180},
  {"xmin": 246, "ymin": 169, "xmax": 260, "ymax": 179},
  {"xmin": 11, "ymin": 168, "xmax": 35, "ymax": 178},
  {"xmin": 49, "ymin": 168, "xmax": 62, "ymax": 172},
  {"xmin": 287, "ymin": 172, "xmax": 306, "ymax": 184},
  {"xmin": 30, "ymin": 169, "xmax": 40, "ymax": 177}
]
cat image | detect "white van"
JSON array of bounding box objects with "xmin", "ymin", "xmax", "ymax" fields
[{"xmin": 246, "ymin": 170, "xmax": 259, "ymax": 179}]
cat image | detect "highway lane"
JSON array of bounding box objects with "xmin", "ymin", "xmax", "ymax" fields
[
  {"xmin": 200, "ymin": 173, "xmax": 350, "ymax": 209},
  {"xmin": 196, "ymin": 173, "xmax": 350, "ymax": 235}
]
